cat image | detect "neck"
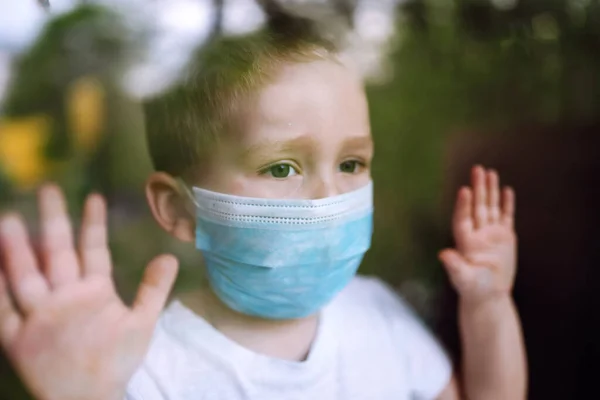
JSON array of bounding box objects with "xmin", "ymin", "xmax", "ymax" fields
[{"xmin": 180, "ymin": 287, "xmax": 319, "ymax": 361}]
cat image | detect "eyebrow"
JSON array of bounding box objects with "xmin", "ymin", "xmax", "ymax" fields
[
  {"xmin": 341, "ymin": 136, "xmax": 374, "ymax": 152},
  {"xmin": 240, "ymin": 136, "xmax": 315, "ymax": 161},
  {"xmin": 240, "ymin": 134, "xmax": 373, "ymax": 164}
]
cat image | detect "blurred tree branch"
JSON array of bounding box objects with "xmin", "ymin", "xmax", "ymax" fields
[
  {"xmin": 211, "ymin": 0, "xmax": 224, "ymax": 38},
  {"xmin": 256, "ymin": 0, "xmax": 286, "ymax": 20},
  {"xmin": 331, "ymin": 0, "xmax": 355, "ymax": 27},
  {"xmin": 257, "ymin": 0, "xmax": 354, "ymax": 27}
]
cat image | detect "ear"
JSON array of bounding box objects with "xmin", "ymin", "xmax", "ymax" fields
[{"xmin": 145, "ymin": 172, "xmax": 195, "ymax": 243}]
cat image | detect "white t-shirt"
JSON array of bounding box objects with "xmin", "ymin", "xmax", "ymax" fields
[{"xmin": 125, "ymin": 276, "xmax": 452, "ymax": 400}]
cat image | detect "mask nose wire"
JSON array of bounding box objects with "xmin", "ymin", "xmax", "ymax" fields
[{"xmin": 176, "ymin": 178, "xmax": 199, "ymax": 216}]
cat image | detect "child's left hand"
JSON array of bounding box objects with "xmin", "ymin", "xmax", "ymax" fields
[{"xmin": 439, "ymin": 165, "xmax": 517, "ymax": 305}]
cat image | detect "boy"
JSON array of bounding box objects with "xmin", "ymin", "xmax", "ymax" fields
[{"xmin": 0, "ymin": 22, "xmax": 526, "ymax": 400}]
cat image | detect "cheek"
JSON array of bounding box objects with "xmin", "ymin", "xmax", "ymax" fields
[
  {"xmin": 338, "ymin": 172, "xmax": 371, "ymax": 194},
  {"xmin": 196, "ymin": 158, "xmax": 250, "ymax": 195},
  {"xmin": 234, "ymin": 176, "xmax": 305, "ymax": 199},
  {"xmin": 217, "ymin": 174, "xmax": 283, "ymax": 198},
  {"xmin": 223, "ymin": 178, "xmax": 251, "ymax": 196}
]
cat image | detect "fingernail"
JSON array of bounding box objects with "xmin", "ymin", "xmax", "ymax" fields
[
  {"xmin": 0, "ymin": 215, "xmax": 21, "ymax": 236},
  {"xmin": 45, "ymin": 185, "xmax": 61, "ymax": 201}
]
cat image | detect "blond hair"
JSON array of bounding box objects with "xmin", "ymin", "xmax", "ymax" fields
[{"xmin": 143, "ymin": 20, "xmax": 335, "ymax": 177}]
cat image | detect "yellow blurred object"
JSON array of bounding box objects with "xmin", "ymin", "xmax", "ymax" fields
[
  {"xmin": 0, "ymin": 115, "xmax": 52, "ymax": 190},
  {"xmin": 67, "ymin": 75, "xmax": 105, "ymax": 154}
]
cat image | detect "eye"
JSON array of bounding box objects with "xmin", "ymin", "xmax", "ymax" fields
[
  {"xmin": 262, "ymin": 163, "xmax": 299, "ymax": 179},
  {"xmin": 338, "ymin": 160, "xmax": 362, "ymax": 174}
]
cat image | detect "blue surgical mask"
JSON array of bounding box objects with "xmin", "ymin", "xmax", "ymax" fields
[{"xmin": 181, "ymin": 181, "xmax": 374, "ymax": 320}]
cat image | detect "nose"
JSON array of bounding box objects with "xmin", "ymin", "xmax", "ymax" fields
[{"xmin": 309, "ymin": 176, "xmax": 340, "ymax": 199}]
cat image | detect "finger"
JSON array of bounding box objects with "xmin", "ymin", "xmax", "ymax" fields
[
  {"xmin": 0, "ymin": 270, "xmax": 21, "ymax": 348},
  {"xmin": 452, "ymin": 187, "xmax": 474, "ymax": 237},
  {"xmin": 472, "ymin": 165, "xmax": 488, "ymax": 229},
  {"xmin": 80, "ymin": 194, "xmax": 112, "ymax": 277},
  {"xmin": 0, "ymin": 215, "xmax": 50, "ymax": 313},
  {"xmin": 133, "ymin": 255, "xmax": 178, "ymax": 322},
  {"xmin": 487, "ymin": 170, "xmax": 500, "ymax": 223},
  {"xmin": 39, "ymin": 185, "xmax": 80, "ymax": 287},
  {"xmin": 439, "ymin": 249, "xmax": 474, "ymax": 289},
  {"xmin": 501, "ymin": 187, "xmax": 515, "ymax": 228}
]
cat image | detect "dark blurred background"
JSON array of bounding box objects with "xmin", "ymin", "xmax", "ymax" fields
[{"xmin": 1, "ymin": 0, "xmax": 599, "ymax": 398}]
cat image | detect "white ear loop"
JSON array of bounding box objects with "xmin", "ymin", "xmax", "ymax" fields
[{"xmin": 176, "ymin": 178, "xmax": 199, "ymax": 216}]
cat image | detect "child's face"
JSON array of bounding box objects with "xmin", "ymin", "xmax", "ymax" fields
[
  {"xmin": 195, "ymin": 58, "xmax": 373, "ymax": 199},
  {"xmin": 146, "ymin": 58, "xmax": 373, "ymax": 243}
]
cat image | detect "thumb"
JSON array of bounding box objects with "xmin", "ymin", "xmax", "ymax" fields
[
  {"xmin": 438, "ymin": 249, "xmax": 473, "ymax": 288},
  {"xmin": 133, "ymin": 254, "xmax": 179, "ymax": 322}
]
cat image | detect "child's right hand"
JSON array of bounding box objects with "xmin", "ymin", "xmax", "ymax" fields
[{"xmin": 0, "ymin": 185, "xmax": 178, "ymax": 400}]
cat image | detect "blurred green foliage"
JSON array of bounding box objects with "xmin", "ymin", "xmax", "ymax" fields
[
  {"xmin": 0, "ymin": 5, "xmax": 130, "ymax": 213},
  {"xmin": 367, "ymin": 0, "xmax": 600, "ymax": 289}
]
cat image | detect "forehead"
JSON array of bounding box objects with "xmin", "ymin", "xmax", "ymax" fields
[{"xmin": 236, "ymin": 58, "xmax": 371, "ymax": 146}]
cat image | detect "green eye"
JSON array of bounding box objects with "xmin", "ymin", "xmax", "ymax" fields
[
  {"xmin": 339, "ymin": 160, "xmax": 359, "ymax": 173},
  {"xmin": 265, "ymin": 163, "xmax": 298, "ymax": 178}
]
